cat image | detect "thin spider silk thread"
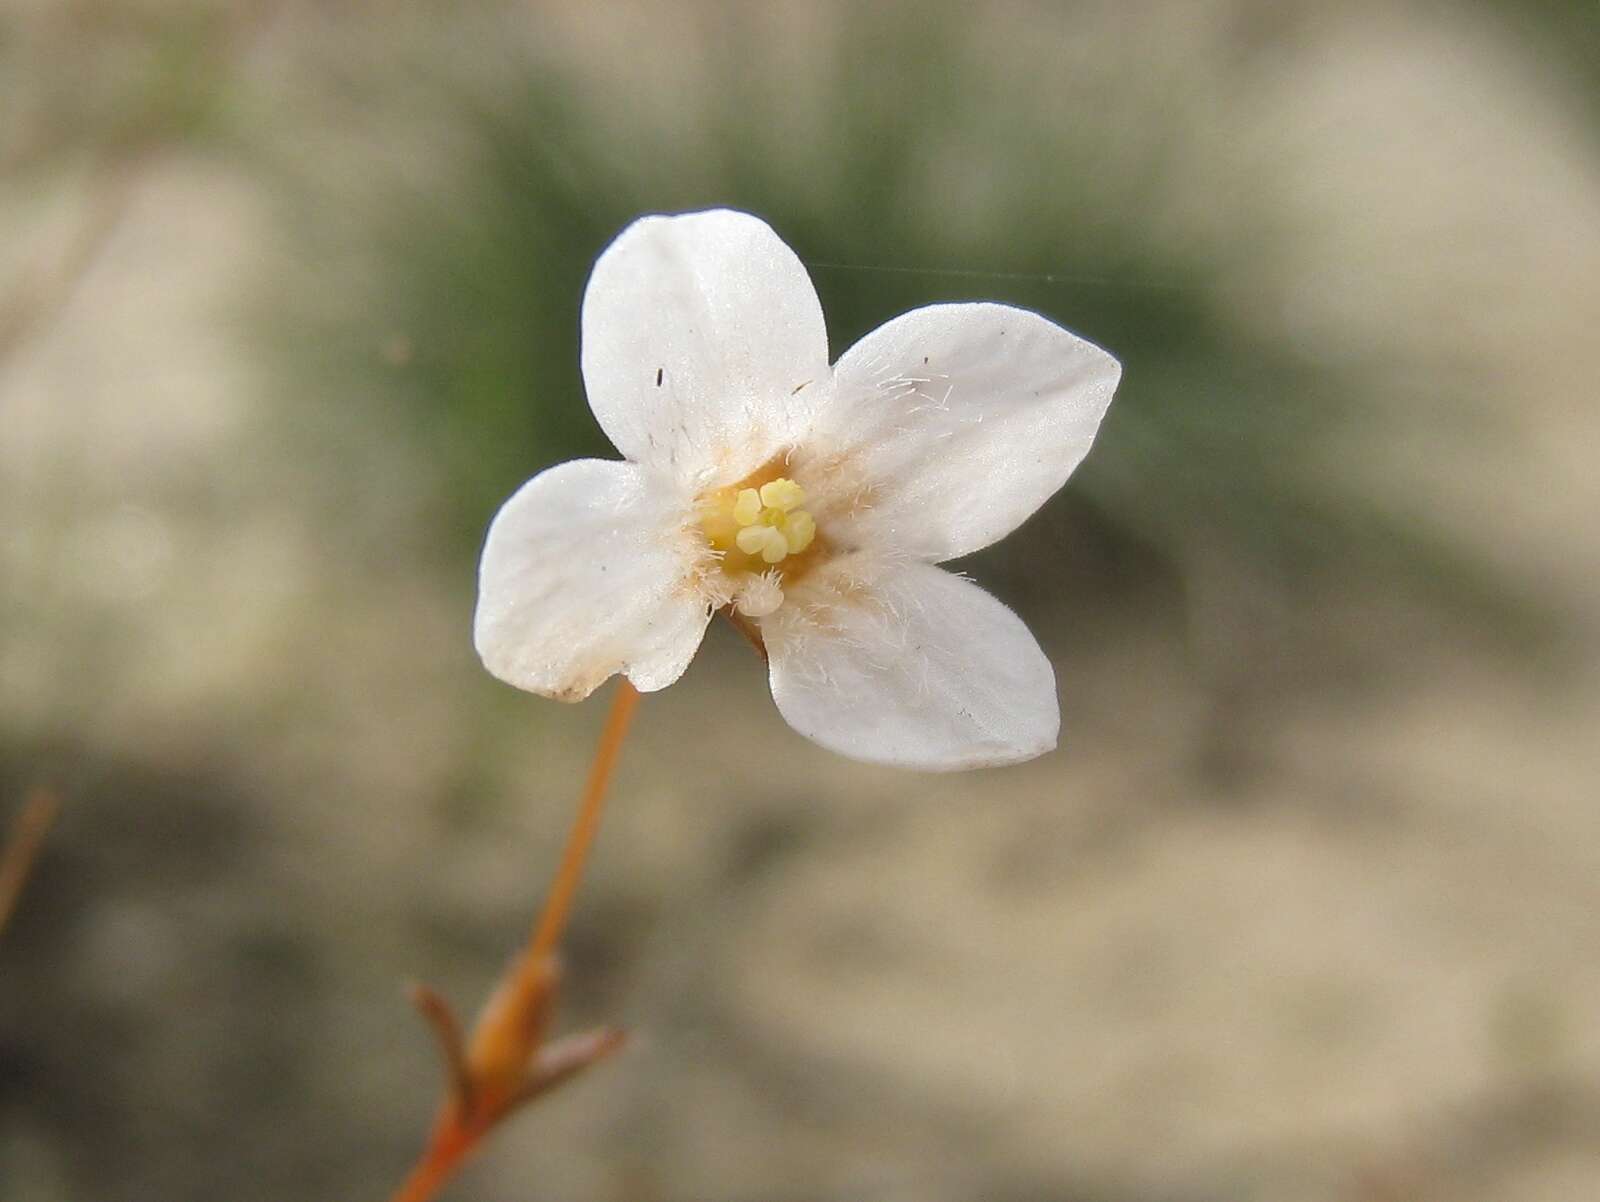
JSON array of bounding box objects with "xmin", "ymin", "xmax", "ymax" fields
[{"xmin": 805, "ymin": 260, "xmax": 1190, "ymax": 292}]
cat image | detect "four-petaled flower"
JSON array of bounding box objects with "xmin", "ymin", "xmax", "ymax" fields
[{"xmin": 474, "ymin": 209, "xmax": 1120, "ymax": 770}]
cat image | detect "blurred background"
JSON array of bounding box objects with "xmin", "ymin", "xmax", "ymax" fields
[{"xmin": 3, "ymin": 2, "xmax": 1599, "ymax": 1199}]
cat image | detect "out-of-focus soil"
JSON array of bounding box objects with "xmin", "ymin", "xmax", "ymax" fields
[{"xmin": 3, "ymin": 5, "xmax": 1599, "ymax": 1201}]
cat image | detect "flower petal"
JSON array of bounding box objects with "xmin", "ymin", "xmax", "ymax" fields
[
  {"xmin": 802, "ymin": 303, "xmax": 1119, "ymax": 562},
  {"xmin": 763, "ymin": 557, "xmax": 1058, "ymax": 770},
  {"xmin": 581, "ymin": 209, "xmax": 830, "ymax": 487},
  {"xmin": 474, "ymin": 459, "xmax": 710, "ymax": 700}
]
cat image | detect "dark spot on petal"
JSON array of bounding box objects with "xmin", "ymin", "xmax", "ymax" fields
[{"xmin": 656, "ymin": 367, "xmax": 664, "ymax": 386}]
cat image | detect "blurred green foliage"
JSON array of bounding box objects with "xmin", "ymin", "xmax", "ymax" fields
[
  {"xmin": 4, "ymin": 7, "xmax": 1594, "ymax": 1200},
  {"xmin": 259, "ymin": 8, "xmax": 1553, "ymax": 647}
]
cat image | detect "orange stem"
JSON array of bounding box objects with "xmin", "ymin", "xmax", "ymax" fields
[
  {"xmin": 385, "ymin": 678, "xmax": 641, "ymax": 1202},
  {"xmin": 527, "ymin": 678, "xmax": 639, "ymax": 961},
  {"xmin": 387, "ymin": 1131, "xmax": 468, "ymax": 1202}
]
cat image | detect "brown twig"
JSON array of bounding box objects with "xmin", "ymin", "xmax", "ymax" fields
[
  {"xmin": 0, "ymin": 787, "xmax": 60, "ymax": 939},
  {"xmin": 386, "ymin": 679, "xmax": 641, "ymax": 1202},
  {"xmin": 0, "ymin": 1, "xmax": 289, "ymax": 372}
]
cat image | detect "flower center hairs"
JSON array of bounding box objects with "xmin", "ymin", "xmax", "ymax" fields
[{"xmin": 698, "ymin": 467, "xmax": 819, "ymax": 618}]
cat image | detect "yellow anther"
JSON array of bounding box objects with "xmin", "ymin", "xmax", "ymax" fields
[
  {"xmin": 783, "ymin": 509, "xmax": 815, "ymax": 555},
  {"xmin": 736, "ymin": 524, "xmax": 789, "ymax": 563},
  {"xmin": 758, "ymin": 477, "xmax": 805, "ymax": 513},
  {"xmin": 732, "ymin": 488, "xmax": 762, "ymax": 527},
  {"xmin": 721, "ymin": 477, "xmax": 814, "ymax": 566},
  {"xmin": 699, "ymin": 471, "xmax": 817, "ymax": 586}
]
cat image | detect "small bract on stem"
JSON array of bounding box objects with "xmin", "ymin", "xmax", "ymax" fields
[
  {"xmin": 394, "ymin": 205, "xmax": 1121, "ymax": 1195},
  {"xmin": 386, "ymin": 680, "xmax": 639, "ymax": 1202}
]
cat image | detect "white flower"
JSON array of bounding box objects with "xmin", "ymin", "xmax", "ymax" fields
[{"xmin": 474, "ymin": 209, "xmax": 1120, "ymax": 770}]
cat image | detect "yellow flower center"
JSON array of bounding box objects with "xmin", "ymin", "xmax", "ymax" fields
[
  {"xmin": 730, "ymin": 477, "xmax": 816, "ymax": 563},
  {"xmin": 698, "ymin": 471, "xmax": 820, "ymax": 617}
]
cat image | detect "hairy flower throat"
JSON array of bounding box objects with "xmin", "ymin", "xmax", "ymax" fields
[{"xmin": 699, "ymin": 473, "xmax": 819, "ymax": 617}]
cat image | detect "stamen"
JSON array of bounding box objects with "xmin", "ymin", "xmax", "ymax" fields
[
  {"xmin": 732, "ymin": 488, "xmax": 762, "ymax": 527},
  {"xmin": 784, "ymin": 510, "xmax": 816, "ymax": 555},
  {"xmin": 725, "ymin": 477, "xmax": 815, "ymax": 566},
  {"xmin": 697, "ymin": 474, "xmax": 818, "ymax": 609},
  {"xmin": 758, "ymin": 478, "xmax": 805, "ymax": 513},
  {"xmin": 736, "ymin": 524, "xmax": 787, "ymax": 562}
]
